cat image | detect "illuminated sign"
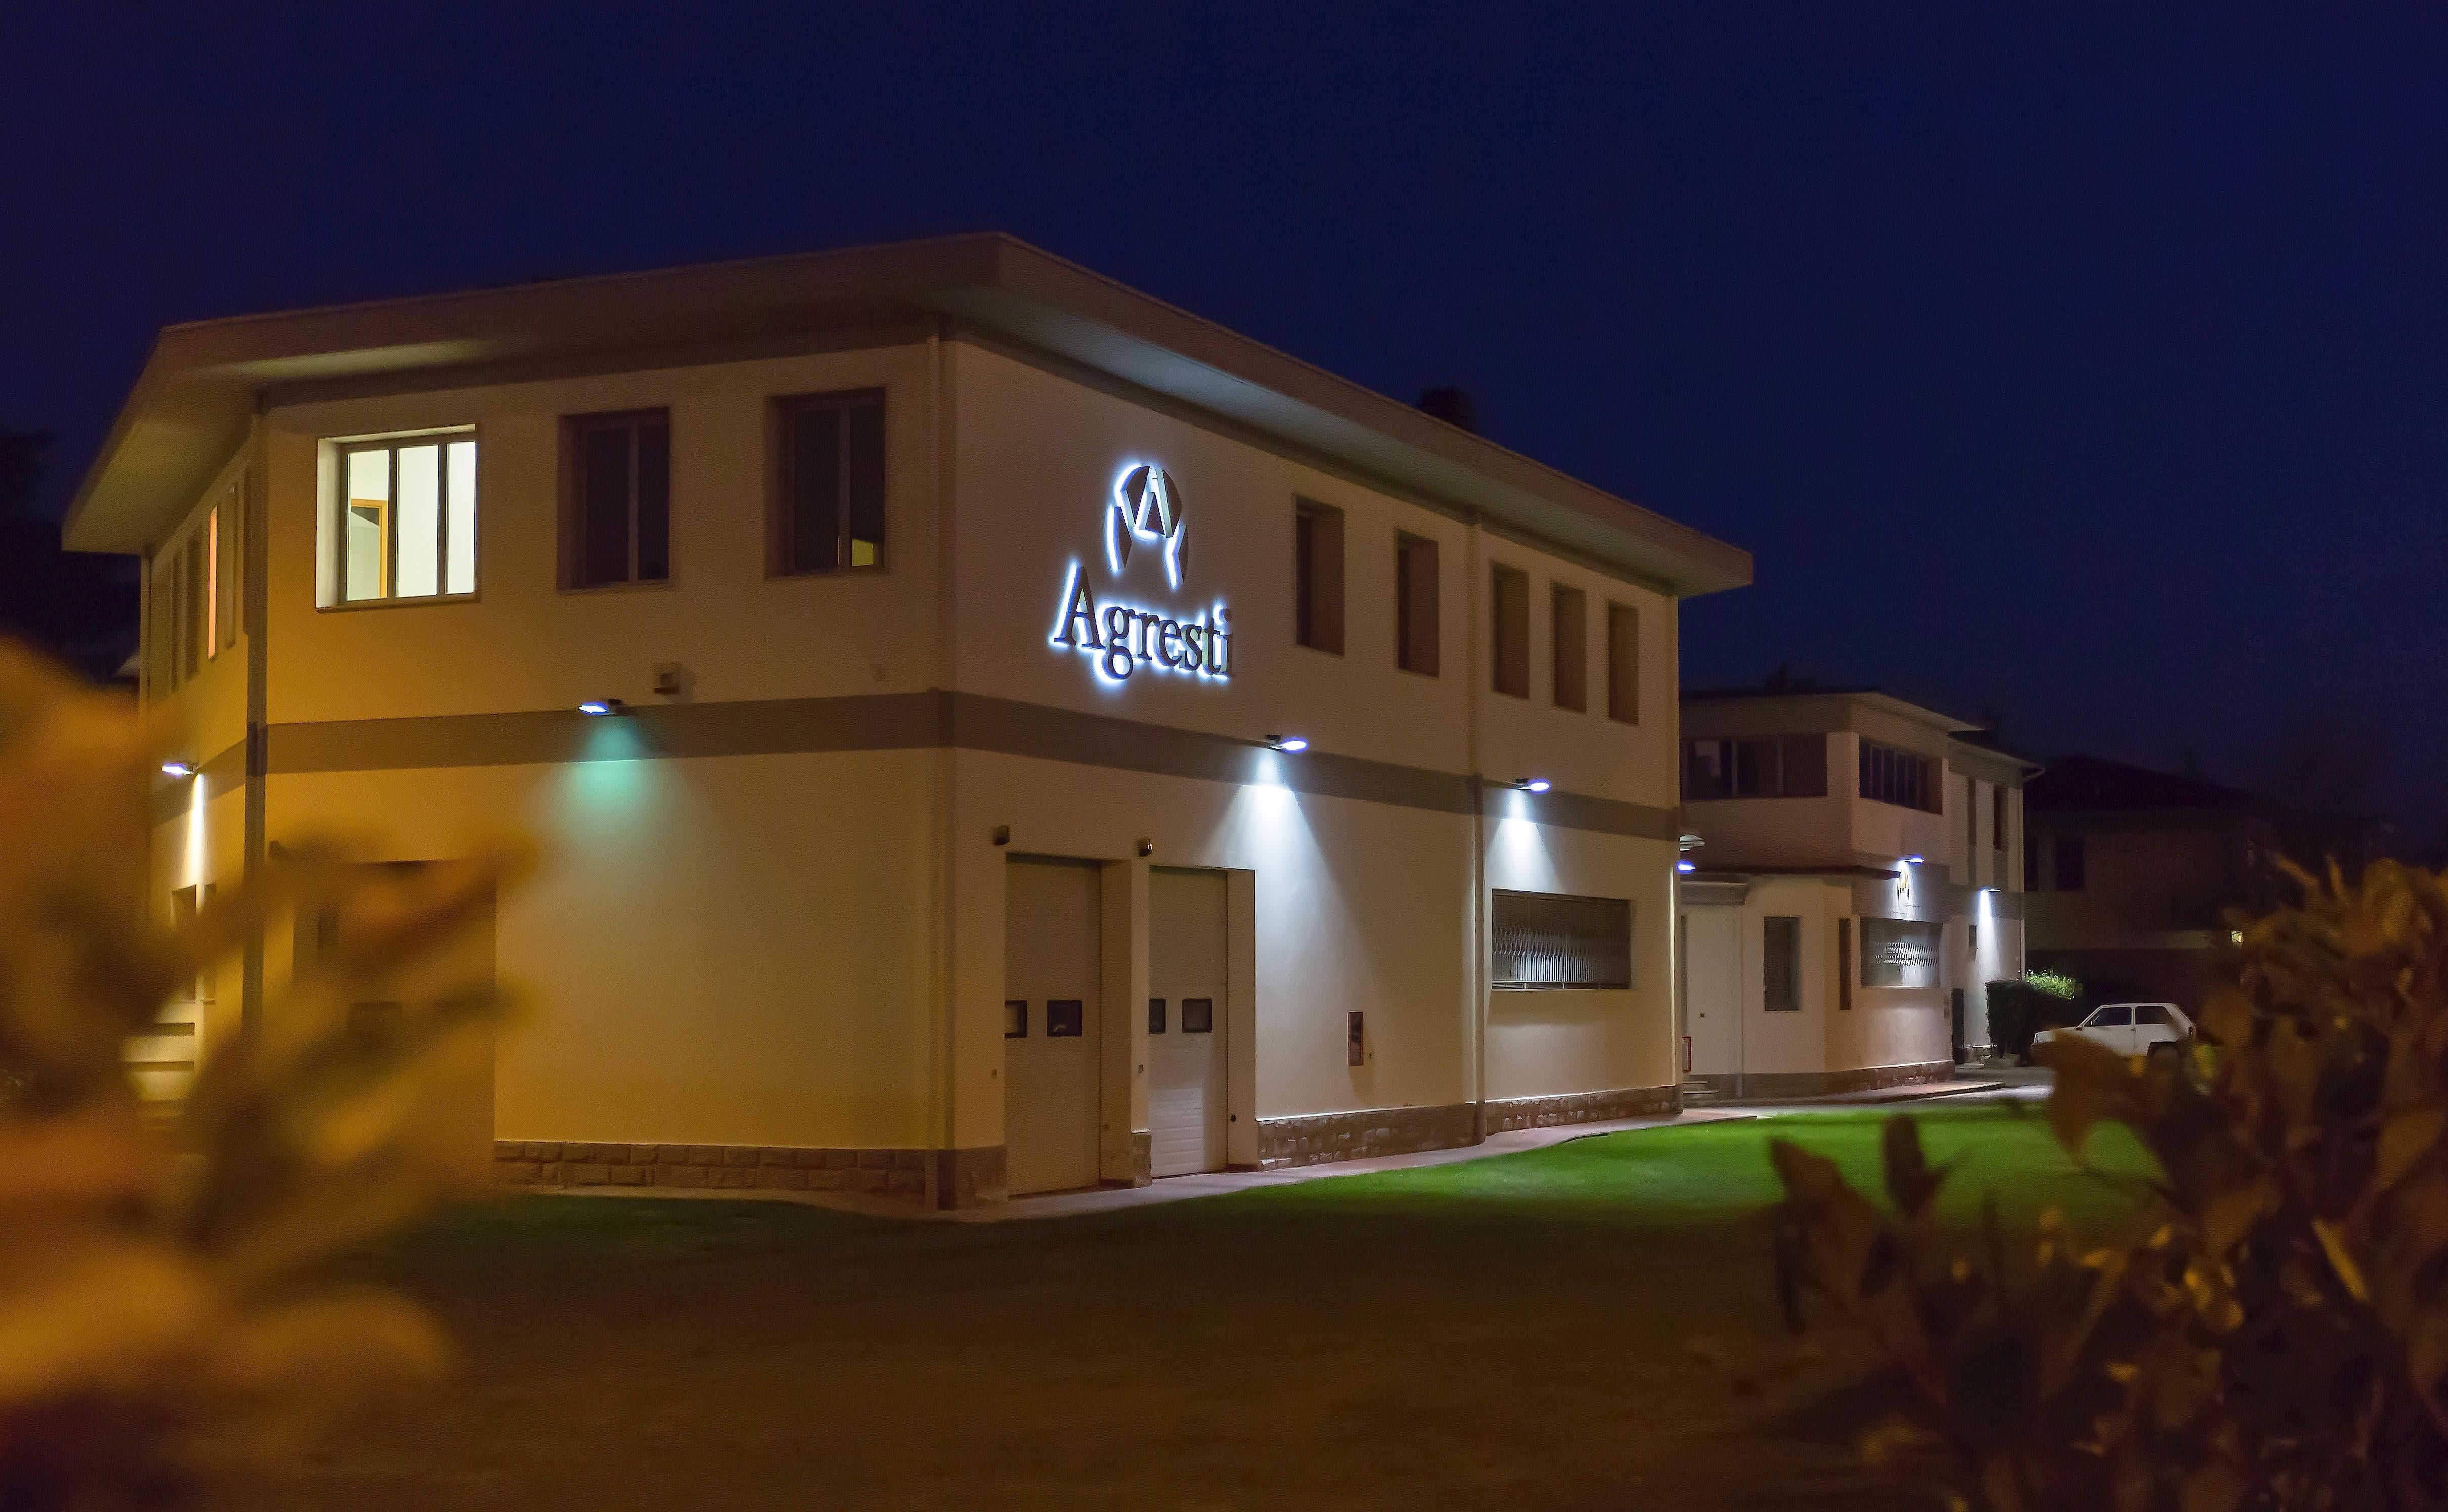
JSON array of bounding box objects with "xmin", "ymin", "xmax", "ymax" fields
[{"xmin": 1051, "ymin": 463, "xmax": 1232, "ymax": 684}]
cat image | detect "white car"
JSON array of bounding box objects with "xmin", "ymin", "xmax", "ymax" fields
[{"xmin": 2033, "ymin": 1002, "xmax": 2196, "ymax": 1059}]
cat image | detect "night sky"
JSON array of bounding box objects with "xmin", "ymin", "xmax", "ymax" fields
[{"xmin": 5, "ymin": 6, "xmax": 2442, "ymax": 827}]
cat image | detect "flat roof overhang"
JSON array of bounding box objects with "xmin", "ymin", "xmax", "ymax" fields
[{"xmin": 64, "ymin": 235, "xmax": 1751, "ymax": 596}]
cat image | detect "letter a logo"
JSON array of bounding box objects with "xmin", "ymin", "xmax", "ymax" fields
[{"xmin": 1107, "ymin": 464, "xmax": 1187, "ymax": 590}]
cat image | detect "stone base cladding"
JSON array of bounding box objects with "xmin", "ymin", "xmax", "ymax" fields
[
  {"xmin": 1255, "ymin": 1102, "xmax": 1479, "ymax": 1169},
  {"xmin": 1689, "ymin": 1059, "xmax": 1955, "ymax": 1101},
  {"xmin": 494, "ymin": 1141, "xmax": 928, "ymax": 1201},
  {"xmin": 1481, "ymin": 1084, "xmax": 1677, "ymax": 1135}
]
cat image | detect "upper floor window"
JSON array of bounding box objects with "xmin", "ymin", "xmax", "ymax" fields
[
  {"xmin": 1490, "ymin": 564, "xmax": 1530, "ymax": 698},
  {"xmin": 1551, "ymin": 583, "xmax": 1586, "ymax": 712},
  {"xmin": 1606, "ymin": 602, "xmax": 1639, "ymax": 723},
  {"xmin": 561, "ymin": 410, "xmax": 670, "ymax": 589},
  {"xmin": 1858, "ymin": 738, "xmax": 1938, "ymax": 811},
  {"xmin": 1992, "ymin": 785, "xmax": 2008, "ymax": 853},
  {"xmin": 1685, "ymin": 735, "xmax": 1828, "ymax": 800},
  {"xmin": 771, "ymin": 390, "xmax": 884, "ymax": 576},
  {"xmin": 329, "ymin": 434, "xmax": 477, "ymax": 604},
  {"xmin": 1293, "ymin": 498, "xmax": 1344, "ymax": 653},
  {"xmin": 1395, "ymin": 532, "xmax": 1440, "ymax": 676}
]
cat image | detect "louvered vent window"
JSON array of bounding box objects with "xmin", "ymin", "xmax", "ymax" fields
[{"xmin": 1491, "ymin": 891, "xmax": 1633, "ymax": 989}]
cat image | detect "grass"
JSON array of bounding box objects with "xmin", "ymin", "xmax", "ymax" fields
[{"xmin": 267, "ymin": 1101, "xmax": 2156, "ymax": 1512}]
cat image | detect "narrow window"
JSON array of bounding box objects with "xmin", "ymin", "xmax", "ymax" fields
[
  {"xmin": 1606, "ymin": 602, "xmax": 1640, "ymax": 723},
  {"xmin": 1992, "ymin": 786, "xmax": 2008, "ymax": 856},
  {"xmin": 204, "ymin": 506, "xmax": 220, "ymax": 658},
  {"xmin": 1837, "ymin": 919, "xmax": 1853, "ymax": 1010},
  {"xmin": 2055, "ymin": 835, "xmax": 2086, "ymax": 891},
  {"xmin": 182, "ymin": 535, "xmax": 204, "ymax": 679},
  {"xmin": 1684, "ymin": 739, "xmax": 1734, "ymax": 800},
  {"xmin": 1292, "ymin": 499, "xmax": 1344, "ymax": 653},
  {"xmin": 1551, "ymin": 583, "xmax": 1586, "ymax": 711},
  {"xmin": 1763, "ymin": 916, "xmax": 1801, "ymax": 1012},
  {"xmin": 562, "ymin": 410, "xmax": 672, "ymax": 589},
  {"xmin": 1491, "ymin": 890, "xmax": 1633, "ymax": 989},
  {"xmin": 2025, "ymin": 836, "xmax": 2042, "ymax": 890},
  {"xmin": 1491, "ymin": 563, "xmax": 1529, "ymax": 698},
  {"xmin": 215, "ymin": 485, "xmax": 240, "ymax": 652},
  {"xmin": 1004, "ymin": 1000, "xmax": 1028, "ymax": 1038},
  {"xmin": 148, "ymin": 563, "xmax": 175, "ymax": 696},
  {"xmin": 1395, "ymin": 533, "xmax": 1440, "ymax": 675},
  {"xmin": 772, "ymin": 390, "xmax": 886, "ymax": 575},
  {"xmin": 1148, "ymin": 997, "xmax": 1167, "ymax": 1034},
  {"xmin": 328, "ymin": 435, "xmax": 478, "ymax": 605}
]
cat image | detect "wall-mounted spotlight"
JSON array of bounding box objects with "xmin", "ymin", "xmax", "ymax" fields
[
  {"xmin": 1516, "ymin": 778, "xmax": 1551, "ymax": 794},
  {"xmin": 1136, "ymin": 837, "xmax": 1156, "ymax": 858},
  {"xmin": 1676, "ymin": 860, "xmax": 1697, "ymax": 873},
  {"xmin": 578, "ymin": 699, "xmax": 627, "ymax": 717},
  {"xmin": 1264, "ymin": 734, "xmax": 1310, "ymax": 753},
  {"xmin": 1903, "ymin": 854, "xmax": 1924, "ymax": 864},
  {"xmin": 161, "ymin": 761, "xmax": 198, "ymax": 779}
]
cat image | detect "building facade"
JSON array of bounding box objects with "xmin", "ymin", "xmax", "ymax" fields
[
  {"xmin": 1675, "ymin": 689, "xmax": 2037, "ymax": 1097},
  {"xmin": 69, "ymin": 235, "xmax": 1750, "ymax": 1205}
]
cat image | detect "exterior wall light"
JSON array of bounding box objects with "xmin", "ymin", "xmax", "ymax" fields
[
  {"xmin": 161, "ymin": 761, "xmax": 198, "ymax": 779},
  {"xmin": 578, "ymin": 699, "xmax": 627, "ymax": 717},
  {"xmin": 1517, "ymin": 778, "xmax": 1551, "ymax": 793},
  {"xmin": 1265, "ymin": 735, "xmax": 1309, "ymax": 752},
  {"xmin": 1904, "ymin": 854, "xmax": 1924, "ymax": 864},
  {"xmin": 1676, "ymin": 860, "xmax": 1696, "ymax": 873}
]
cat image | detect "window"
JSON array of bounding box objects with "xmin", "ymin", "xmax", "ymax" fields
[
  {"xmin": 205, "ymin": 506, "xmax": 220, "ymax": 657},
  {"xmin": 1837, "ymin": 918, "xmax": 1853, "ymax": 1011},
  {"xmin": 213, "ymin": 483, "xmax": 241, "ymax": 653},
  {"xmin": 1606, "ymin": 602, "xmax": 1639, "ymax": 723},
  {"xmin": 1181, "ymin": 998, "xmax": 1214, "ymax": 1033},
  {"xmin": 1395, "ymin": 533, "xmax": 1439, "ymax": 675},
  {"xmin": 1992, "ymin": 786, "xmax": 2009, "ymax": 855},
  {"xmin": 1491, "ymin": 564, "xmax": 1529, "ymax": 698},
  {"xmin": 1763, "ymin": 916, "xmax": 1801, "ymax": 1012},
  {"xmin": 1491, "ymin": 890, "xmax": 1633, "ymax": 989},
  {"xmin": 1004, "ymin": 1000, "xmax": 1028, "ymax": 1038},
  {"xmin": 1551, "ymin": 584, "xmax": 1586, "ymax": 712},
  {"xmin": 147, "ymin": 561, "xmax": 174, "ymax": 696},
  {"xmin": 772, "ymin": 390, "xmax": 885, "ymax": 575},
  {"xmin": 1148, "ymin": 997, "xmax": 1167, "ymax": 1033},
  {"xmin": 1684, "ymin": 736, "xmax": 1828, "ymax": 800},
  {"xmin": 1044, "ymin": 999, "xmax": 1084, "ymax": 1038},
  {"xmin": 1860, "ymin": 918, "xmax": 1941, "ymax": 989},
  {"xmin": 2025, "ymin": 837, "xmax": 2041, "ymax": 890},
  {"xmin": 182, "ymin": 532, "xmax": 204, "ymax": 678},
  {"xmin": 2054, "ymin": 835, "xmax": 2087, "ymax": 891},
  {"xmin": 330, "ymin": 435, "xmax": 478, "ymax": 604},
  {"xmin": 2087, "ymin": 1004, "xmax": 2131, "ymax": 1028},
  {"xmin": 1858, "ymin": 738, "xmax": 1938, "ymax": 811},
  {"xmin": 2136, "ymin": 1004, "xmax": 2174, "ymax": 1028},
  {"xmin": 562, "ymin": 410, "xmax": 670, "ymax": 589},
  {"xmin": 1293, "ymin": 499, "xmax": 1344, "ymax": 653}
]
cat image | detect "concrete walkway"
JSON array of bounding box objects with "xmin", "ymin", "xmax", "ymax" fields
[{"xmin": 545, "ymin": 1107, "xmax": 1760, "ymax": 1224}]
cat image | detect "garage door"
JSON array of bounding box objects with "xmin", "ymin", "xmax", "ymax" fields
[
  {"xmin": 1148, "ymin": 868, "xmax": 1227, "ymax": 1178},
  {"xmin": 1005, "ymin": 858, "xmax": 1102, "ymax": 1196}
]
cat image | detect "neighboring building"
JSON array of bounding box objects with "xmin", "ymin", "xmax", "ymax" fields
[
  {"xmin": 2021, "ymin": 755, "xmax": 2279, "ymax": 1010},
  {"xmin": 65, "ymin": 234, "xmax": 1751, "ymax": 1206},
  {"xmin": 1675, "ymin": 688, "xmax": 2039, "ymax": 1097}
]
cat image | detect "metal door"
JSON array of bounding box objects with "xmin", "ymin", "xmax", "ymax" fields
[
  {"xmin": 1148, "ymin": 868, "xmax": 1228, "ymax": 1177},
  {"xmin": 1004, "ymin": 858, "xmax": 1102, "ymax": 1195}
]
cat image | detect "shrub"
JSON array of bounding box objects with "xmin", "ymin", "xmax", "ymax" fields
[
  {"xmin": 1985, "ymin": 971, "xmax": 2085, "ymax": 1061},
  {"xmin": 1769, "ymin": 861, "xmax": 2448, "ymax": 1511},
  {"xmin": 0, "ymin": 644, "xmax": 531, "ymax": 1508}
]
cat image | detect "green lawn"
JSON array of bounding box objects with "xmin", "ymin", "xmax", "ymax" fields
[{"xmin": 269, "ymin": 1103, "xmax": 2153, "ymax": 1512}]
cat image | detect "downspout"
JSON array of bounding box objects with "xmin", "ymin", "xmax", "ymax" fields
[
  {"xmin": 240, "ymin": 413, "xmax": 270, "ymax": 1034},
  {"xmin": 1466, "ymin": 513, "xmax": 1488, "ymax": 1140},
  {"xmin": 926, "ymin": 323, "xmax": 957, "ymax": 1207}
]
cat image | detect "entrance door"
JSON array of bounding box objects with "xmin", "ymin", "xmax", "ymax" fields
[
  {"xmin": 1148, "ymin": 868, "xmax": 1228, "ymax": 1177},
  {"xmin": 1682, "ymin": 904, "xmax": 1743, "ymax": 1075},
  {"xmin": 1004, "ymin": 858, "xmax": 1102, "ymax": 1196}
]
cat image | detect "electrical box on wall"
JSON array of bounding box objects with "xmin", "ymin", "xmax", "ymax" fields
[{"xmin": 1347, "ymin": 1011, "xmax": 1364, "ymax": 1067}]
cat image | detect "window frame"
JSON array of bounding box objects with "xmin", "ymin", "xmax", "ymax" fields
[
  {"xmin": 1490, "ymin": 563, "xmax": 1530, "ymax": 699},
  {"xmin": 1857, "ymin": 737, "xmax": 1941, "ymax": 812},
  {"xmin": 1605, "ymin": 601, "xmax": 1639, "ymax": 724},
  {"xmin": 1394, "ymin": 531, "xmax": 1440, "ymax": 677},
  {"xmin": 321, "ymin": 429, "xmax": 482, "ymax": 610},
  {"xmin": 1490, "ymin": 889, "xmax": 1634, "ymax": 990},
  {"xmin": 1551, "ymin": 582, "xmax": 1587, "ymax": 712},
  {"xmin": 1762, "ymin": 915, "xmax": 1802, "ymax": 1012},
  {"xmin": 1859, "ymin": 917, "xmax": 1942, "ymax": 990},
  {"xmin": 559, "ymin": 407, "xmax": 673, "ymax": 592},
  {"xmin": 768, "ymin": 388, "xmax": 888, "ymax": 579}
]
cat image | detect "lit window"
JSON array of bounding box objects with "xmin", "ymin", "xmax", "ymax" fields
[
  {"xmin": 329, "ymin": 435, "xmax": 477, "ymax": 604},
  {"xmin": 772, "ymin": 390, "xmax": 885, "ymax": 575}
]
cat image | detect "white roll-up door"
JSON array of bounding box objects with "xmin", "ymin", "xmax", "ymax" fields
[
  {"xmin": 1148, "ymin": 868, "xmax": 1228, "ymax": 1177},
  {"xmin": 1004, "ymin": 858, "xmax": 1102, "ymax": 1196}
]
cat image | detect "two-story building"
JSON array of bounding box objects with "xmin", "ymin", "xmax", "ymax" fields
[
  {"xmin": 1675, "ymin": 687, "xmax": 2039, "ymax": 1097},
  {"xmin": 67, "ymin": 234, "xmax": 1750, "ymax": 1205}
]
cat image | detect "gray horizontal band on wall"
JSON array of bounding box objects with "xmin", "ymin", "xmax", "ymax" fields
[{"xmin": 263, "ymin": 690, "xmax": 1680, "ymax": 841}]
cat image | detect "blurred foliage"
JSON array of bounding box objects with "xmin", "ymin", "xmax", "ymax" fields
[
  {"xmin": 1987, "ymin": 972, "xmax": 2088, "ymax": 1062},
  {"xmin": 0, "ymin": 644, "xmax": 530, "ymax": 1509},
  {"xmin": 1771, "ymin": 861, "xmax": 2448, "ymax": 1510}
]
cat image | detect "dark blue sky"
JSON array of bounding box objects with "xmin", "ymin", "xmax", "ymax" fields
[{"xmin": 5, "ymin": 5, "xmax": 2442, "ymax": 821}]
